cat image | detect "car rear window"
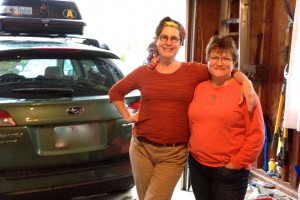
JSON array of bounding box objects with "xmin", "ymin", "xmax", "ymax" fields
[{"xmin": 0, "ymin": 57, "xmax": 123, "ymax": 99}]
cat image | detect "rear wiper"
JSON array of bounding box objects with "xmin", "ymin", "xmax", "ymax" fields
[{"xmin": 12, "ymin": 88, "xmax": 74, "ymax": 97}]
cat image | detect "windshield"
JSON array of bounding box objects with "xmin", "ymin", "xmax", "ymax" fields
[{"xmin": 0, "ymin": 57, "xmax": 123, "ymax": 99}]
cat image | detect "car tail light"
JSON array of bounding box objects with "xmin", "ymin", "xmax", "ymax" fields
[
  {"xmin": 0, "ymin": 111, "xmax": 16, "ymax": 127},
  {"xmin": 128, "ymin": 100, "xmax": 140, "ymax": 115}
]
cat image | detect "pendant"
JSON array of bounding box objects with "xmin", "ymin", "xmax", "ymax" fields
[{"xmin": 211, "ymin": 95, "xmax": 217, "ymax": 104}]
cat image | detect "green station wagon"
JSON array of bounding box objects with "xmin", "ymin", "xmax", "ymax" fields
[{"xmin": 0, "ymin": 0, "xmax": 140, "ymax": 199}]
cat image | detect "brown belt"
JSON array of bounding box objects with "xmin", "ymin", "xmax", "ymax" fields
[{"xmin": 136, "ymin": 136, "xmax": 187, "ymax": 147}]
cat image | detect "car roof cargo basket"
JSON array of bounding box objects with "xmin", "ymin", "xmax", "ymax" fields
[{"xmin": 0, "ymin": 0, "xmax": 86, "ymax": 35}]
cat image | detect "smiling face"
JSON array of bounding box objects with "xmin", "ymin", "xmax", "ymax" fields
[
  {"xmin": 205, "ymin": 35, "xmax": 238, "ymax": 85},
  {"xmin": 155, "ymin": 26, "xmax": 181, "ymax": 62},
  {"xmin": 208, "ymin": 49, "xmax": 234, "ymax": 82}
]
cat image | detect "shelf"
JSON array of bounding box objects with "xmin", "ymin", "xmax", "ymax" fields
[{"xmin": 250, "ymin": 168, "xmax": 298, "ymax": 199}]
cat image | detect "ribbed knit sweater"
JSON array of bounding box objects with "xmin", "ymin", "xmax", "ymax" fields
[{"xmin": 109, "ymin": 62, "xmax": 210, "ymax": 144}]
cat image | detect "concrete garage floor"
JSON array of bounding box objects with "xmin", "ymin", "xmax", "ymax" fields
[
  {"xmin": 73, "ymin": 177, "xmax": 195, "ymax": 200},
  {"xmin": 73, "ymin": 177, "xmax": 298, "ymax": 200}
]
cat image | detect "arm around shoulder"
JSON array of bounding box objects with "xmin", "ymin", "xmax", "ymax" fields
[{"xmin": 232, "ymin": 70, "xmax": 256, "ymax": 112}]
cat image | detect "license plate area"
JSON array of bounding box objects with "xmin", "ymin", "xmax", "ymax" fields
[
  {"xmin": 54, "ymin": 124, "xmax": 100, "ymax": 148},
  {"xmin": 31, "ymin": 123, "xmax": 108, "ymax": 155}
]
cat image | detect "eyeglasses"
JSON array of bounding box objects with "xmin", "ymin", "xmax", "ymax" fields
[
  {"xmin": 159, "ymin": 35, "xmax": 180, "ymax": 43},
  {"xmin": 209, "ymin": 56, "xmax": 233, "ymax": 63}
]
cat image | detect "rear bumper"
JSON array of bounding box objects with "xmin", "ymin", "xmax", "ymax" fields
[
  {"xmin": 1, "ymin": 174, "xmax": 134, "ymax": 200},
  {"xmin": 0, "ymin": 157, "xmax": 134, "ymax": 200}
]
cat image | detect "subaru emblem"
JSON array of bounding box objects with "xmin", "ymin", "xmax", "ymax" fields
[{"xmin": 66, "ymin": 106, "xmax": 84, "ymax": 115}]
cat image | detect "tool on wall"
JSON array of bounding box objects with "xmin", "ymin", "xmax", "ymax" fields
[
  {"xmin": 271, "ymin": 69, "xmax": 286, "ymax": 153},
  {"xmin": 277, "ymin": 0, "xmax": 293, "ymax": 167},
  {"xmin": 271, "ymin": 0, "xmax": 293, "ymax": 169},
  {"xmin": 270, "ymin": 66, "xmax": 288, "ymax": 176},
  {"xmin": 283, "ymin": 0, "xmax": 294, "ymax": 62},
  {"xmin": 276, "ymin": 65, "xmax": 289, "ymax": 167},
  {"xmin": 263, "ymin": 116, "xmax": 270, "ymax": 172}
]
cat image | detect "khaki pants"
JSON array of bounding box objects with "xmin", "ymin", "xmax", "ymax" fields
[{"xmin": 130, "ymin": 136, "xmax": 188, "ymax": 200}]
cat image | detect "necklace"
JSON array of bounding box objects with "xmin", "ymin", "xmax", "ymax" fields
[{"xmin": 211, "ymin": 95, "xmax": 217, "ymax": 104}]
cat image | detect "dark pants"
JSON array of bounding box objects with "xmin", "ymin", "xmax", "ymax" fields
[{"xmin": 188, "ymin": 154, "xmax": 250, "ymax": 200}]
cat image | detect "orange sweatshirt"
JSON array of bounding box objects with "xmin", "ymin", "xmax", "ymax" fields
[
  {"xmin": 109, "ymin": 62, "xmax": 210, "ymax": 144},
  {"xmin": 188, "ymin": 79, "xmax": 265, "ymax": 170}
]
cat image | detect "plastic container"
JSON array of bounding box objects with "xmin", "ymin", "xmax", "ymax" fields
[{"xmin": 246, "ymin": 184, "xmax": 260, "ymax": 199}]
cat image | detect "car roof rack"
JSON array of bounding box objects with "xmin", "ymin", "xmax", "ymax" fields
[
  {"xmin": 0, "ymin": 32, "xmax": 110, "ymax": 50},
  {"xmin": 0, "ymin": 0, "xmax": 86, "ymax": 35}
]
